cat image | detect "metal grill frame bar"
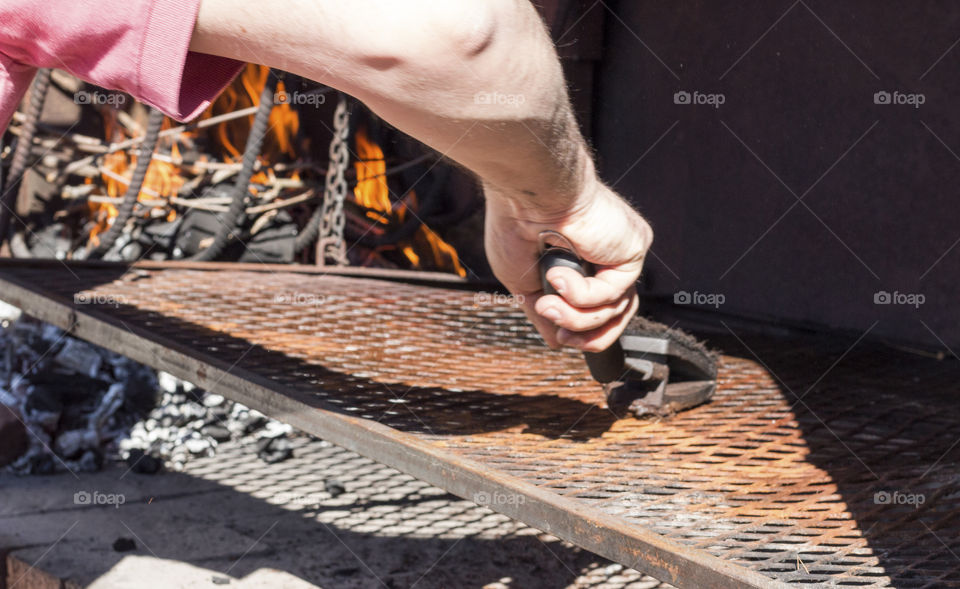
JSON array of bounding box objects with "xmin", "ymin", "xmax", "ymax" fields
[{"xmin": 0, "ymin": 260, "xmax": 784, "ymax": 589}]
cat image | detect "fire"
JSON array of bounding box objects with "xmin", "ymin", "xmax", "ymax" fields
[
  {"xmin": 352, "ymin": 126, "xmax": 466, "ymax": 277},
  {"xmin": 354, "ymin": 126, "xmax": 392, "ymax": 215},
  {"xmin": 82, "ymin": 64, "xmax": 465, "ymax": 277},
  {"xmin": 87, "ymin": 64, "xmax": 299, "ymax": 246},
  {"xmin": 210, "ymin": 64, "xmax": 300, "ymax": 163},
  {"xmin": 88, "ymin": 119, "xmax": 186, "ymax": 245}
]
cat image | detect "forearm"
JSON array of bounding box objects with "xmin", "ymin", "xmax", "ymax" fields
[
  {"xmin": 190, "ymin": 0, "xmax": 596, "ymax": 219},
  {"xmin": 192, "ymin": 0, "xmax": 650, "ymax": 351}
]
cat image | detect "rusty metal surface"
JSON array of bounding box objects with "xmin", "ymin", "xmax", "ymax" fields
[{"xmin": 1, "ymin": 261, "xmax": 959, "ymax": 588}]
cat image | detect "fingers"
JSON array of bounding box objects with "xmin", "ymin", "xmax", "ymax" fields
[
  {"xmin": 544, "ymin": 264, "xmax": 642, "ymax": 308},
  {"xmin": 534, "ymin": 291, "xmax": 631, "ymax": 333},
  {"xmin": 557, "ymin": 293, "xmax": 640, "ymax": 352},
  {"xmin": 521, "ymin": 296, "xmax": 562, "ymax": 349},
  {"xmin": 528, "ymin": 284, "xmax": 639, "ymax": 352},
  {"xmin": 529, "ymin": 260, "xmax": 642, "ymax": 352}
]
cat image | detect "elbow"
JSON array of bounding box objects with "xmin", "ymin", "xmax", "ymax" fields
[
  {"xmin": 417, "ymin": 1, "xmax": 502, "ymax": 63},
  {"xmin": 343, "ymin": 0, "xmax": 560, "ymax": 124},
  {"xmin": 358, "ymin": 1, "xmax": 511, "ymax": 84}
]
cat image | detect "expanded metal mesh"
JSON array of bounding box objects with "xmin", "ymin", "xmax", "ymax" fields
[{"xmin": 7, "ymin": 264, "xmax": 960, "ymax": 587}]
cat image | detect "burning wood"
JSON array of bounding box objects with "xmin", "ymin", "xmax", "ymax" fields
[
  {"xmin": 352, "ymin": 125, "xmax": 466, "ymax": 276},
  {"xmin": 2, "ymin": 65, "xmax": 474, "ymax": 275}
]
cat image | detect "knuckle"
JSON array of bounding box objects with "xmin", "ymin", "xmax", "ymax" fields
[
  {"xmin": 574, "ymin": 284, "xmax": 610, "ymax": 306},
  {"xmin": 565, "ymin": 309, "xmax": 609, "ymax": 332},
  {"xmin": 638, "ymin": 217, "xmax": 654, "ymax": 250}
]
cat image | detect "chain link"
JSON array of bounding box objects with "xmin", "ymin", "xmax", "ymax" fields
[{"xmin": 318, "ymin": 94, "xmax": 350, "ymax": 266}]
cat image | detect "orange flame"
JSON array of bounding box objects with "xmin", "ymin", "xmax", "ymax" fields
[
  {"xmin": 89, "ymin": 129, "xmax": 185, "ymax": 245},
  {"xmin": 353, "ymin": 126, "xmax": 466, "ymax": 277},
  {"xmin": 354, "ymin": 126, "xmax": 392, "ymax": 215},
  {"xmin": 88, "ymin": 65, "xmax": 300, "ymax": 247},
  {"xmin": 84, "ymin": 65, "xmax": 463, "ymax": 277},
  {"xmin": 211, "ymin": 64, "xmax": 300, "ymax": 162}
]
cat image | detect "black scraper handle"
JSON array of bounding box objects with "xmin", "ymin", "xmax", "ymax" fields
[{"xmin": 539, "ymin": 247, "xmax": 625, "ymax": 383}]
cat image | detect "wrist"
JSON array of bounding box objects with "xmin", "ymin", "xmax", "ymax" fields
[
  {"xmin": 485, "ymin": 174, "xmax": 606, "ymax": 242},
  {"xmin": 487, "ymin": 145, "xmax": 600, "ymax": 205}
]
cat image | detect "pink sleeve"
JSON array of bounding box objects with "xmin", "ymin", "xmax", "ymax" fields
[
  {"xmin": 0, "ymin": 55, "xmax": 37, "ymax": 131},
  {"xmin": 0, "ymin": 0, "xmax": 244, "ymax": 126}
]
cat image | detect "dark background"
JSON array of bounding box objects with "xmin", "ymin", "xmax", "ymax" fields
[{"xmin": 543, "ymin": 0, "xmax": 960, "ymax": 349}]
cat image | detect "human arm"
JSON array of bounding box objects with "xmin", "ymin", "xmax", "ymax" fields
[{"xmin": 189, "ymin": 0, "xmax": 653, "ymax": 350}]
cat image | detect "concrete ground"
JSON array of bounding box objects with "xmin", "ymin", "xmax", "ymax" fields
[{"xmin": 1, "ymin": 437, "xmax": 673, "ymax": 589}]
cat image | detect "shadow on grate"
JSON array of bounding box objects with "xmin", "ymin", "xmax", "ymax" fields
[{"xmin": 0, "ymin": 260, "xmax": 958, "ymax": 588}]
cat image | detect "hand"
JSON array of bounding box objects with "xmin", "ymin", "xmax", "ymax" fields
[{"xmin": 484, "ymin": 180, "xmax": 653, "ymax": 352}]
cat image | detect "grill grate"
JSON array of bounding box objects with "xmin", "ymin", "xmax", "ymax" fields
[{"xmin": 2, "ymin": 261, "xmax": 959, "ymax": 588}]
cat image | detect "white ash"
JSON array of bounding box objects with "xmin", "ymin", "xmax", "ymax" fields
[
  {"xmin": 0, "ymin": 300, "xmax": 22, "ymax": 325},
  {"xmin": 118, "ymin": 372, "xmax": 295, "ymax": 471}
]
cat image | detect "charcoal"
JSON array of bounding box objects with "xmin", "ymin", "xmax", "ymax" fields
[
  {"xmin": 126, "ymin": 449, "xmax": 162, "ymax": 475},
  {"xmin": 121, "ymin": 368, "xmax": 159, "ymax": 415},
  {"xmin": 179, "ymin": 401, "xmax": 208, "ymax": 421},
  {"xmin": 257, "ymin": 437, "xmax": 293, "ymax": 464},
  {"xmin": 20, "ymin": 222, "xmax": 74, "ymax": 259},
  {"xmin": 139, "ymin": 218, "xmax": 183, "ymax": 252},
  {"xmin": 209, "ymin": 407, "xmax": 229, "ymax": 420},
  {"xmin": 259, "ymin": 420, "xmax": 292, "ymax": 440},
  {"xmin": 238, "ymin": 217, "xmax": 298, "ymax": 264},
  {"xmin": 332, "ymin": 567, "xmax": 359, "ymax": 577},
  {"xmin": 77, "ymin": 449, "xmax": 103, "ymax": 472},
  {"xmin": 30, "ymin": 370, "xmax": 108, "ymax": 403},
  {"xmin": 30, "ymin": 454, "xmax": 57, "ymax": 475},
  {"xmin": 53, "ymin": 338, "xmax": 102, "ymax": 377},
  {"xmin": 0, "ymin": 313, "xmax": 297, "ymax": 476},
  {"xmin": 324, "ymin": 479, "xmax": 346, "ymax": 498},
  {"xmin": 174, "ymin": 206, "xmax": 227, "ymax": 258},
  {"xmin": 241, "ymin": 415, "xmax": 268, "ymax": 436},
  {"xmin": 116, "ymin": 239, "xmax": 143, "ymax": 262},
  {"xmin": 158, "ymin": 371, "xmax": 181, "ymax": 394},
  {"xmin": 23, "ymin": 386, "xmax": 62, "ymax": 433},
  {"xmin": 202, "ymin": 424, "xmax": 231, "ymax": 442},
  {"xmin": 112, "ymin": 537, "xmax": 136, "ymax": 552},
  {"xmin": 54, "ymin": 429, "xmax": 94, "ymax": 459}
]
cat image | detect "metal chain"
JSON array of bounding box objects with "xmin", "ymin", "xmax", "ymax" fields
[{"xmin": 318, "ymin": 95, "xmax": 350, "ymax": 266}]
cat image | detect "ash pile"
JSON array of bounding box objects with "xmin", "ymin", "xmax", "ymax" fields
[{"xmin": 0, "ymin": 306, "xmax": 297, "ymax": 475}]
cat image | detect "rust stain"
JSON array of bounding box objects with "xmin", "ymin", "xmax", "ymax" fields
[{"xmin": 12, "ymin": 264, "xmax": 960, "ymax": 587}]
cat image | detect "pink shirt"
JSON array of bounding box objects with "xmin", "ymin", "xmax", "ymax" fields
[{"xmin": 0, "ymin": 0, "xmax": 244, "ymax": 127}]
